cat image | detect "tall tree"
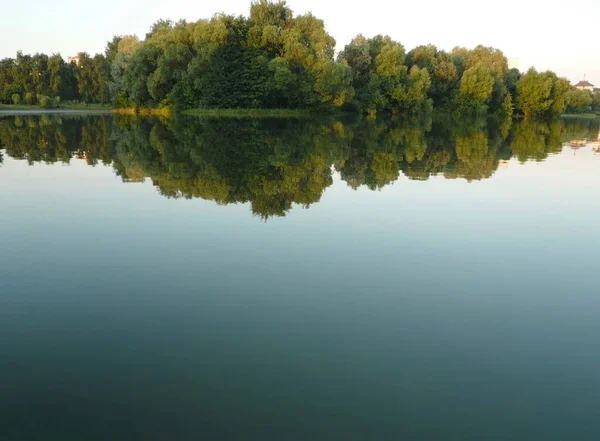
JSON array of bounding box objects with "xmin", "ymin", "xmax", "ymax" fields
[{"xmin": 516, "ymin": 68, "xmax": 570, "ymax": 118}]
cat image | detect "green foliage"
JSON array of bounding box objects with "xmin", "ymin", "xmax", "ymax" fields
[
  {"xmin": 314, "ymin": 61, "xmax": 354, "ymax": 107},
  {"xmin": 502, "ymin": 93, "xmax": 514, "ymax": 115},
  {"xmin": 248, "ymin": 0, "xmax": 292, "ymax": 55},
  {"xmin": 100, "ymin": 3, "xmax": 350, "ymax": 111},
  {"xmin": 446, "ymin": 45, "xmax": 512, "ymax": 113},
  {"xmin": 39, "ymin": 95, "xmax": 53, "ymax": 108},
  {"xmin": 0, "ymin": 1, "xmax": 581, "ymax": 116},
  {"xmin": 0, "ymin": 50, "xmax": 104, "ymax": 105},
  {"xmin": 338, "ymin": 35, "xmax": 372, "ymax": 84},
  {"xmin": 195, "ymin": 44, "xmax": 274, "ymax": 108},
  {"xmin": 391, "ymin": 66, "xmax": 432, "ymax": 114},
  {"xmin": 375, "ymin": 41, "xmax": 406, "ymax": 79},
  {"xmin": 406, "ymin": 45, "xmax": 458, "ymax": 106},
  {"xmin": 11, "ymin": 94, "xmax": 20, "ymax": 105},
  {"xmin": 504, "ymin": 68, "xmax": 521, "ymax": 97},
  {"xmin": 123, "ymin": 44, "xmax": 162, "ymax": 107},
  {"xmin": 24, "ymin": 92, "xmax": 35, "ymax": 105},
  {"xmin": 339, "ymin": 35, "xmax": 432, "ymax": 116},
  {"xmin": 593, "ymin": 91, "xmax": 600, "ymax": 111},
  {"xmin": 516, "ymin": 68, "xmax": 570, "ymax": 118},
  {"xmin": 457, "ymin": 65, "xmax": 494, "ymax": 107},
  {"xmin": 565, "ymin": 88, "xmax": 593, "ymax": 114}
]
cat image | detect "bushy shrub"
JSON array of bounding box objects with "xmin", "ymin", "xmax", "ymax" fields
[
  {"xmin": 24, "ymin": 92, "xmax": 35, "ymax": 105},
  {"xmin": 11, "ymin": 94, "xmax": 20, "ymax": 105},
  {"xmin": 39, "ymin": 95, "xmax": 54, "ymax": 109},
  {"xmin": 114, "ymin": 91, "xmax": 130, "ymax": 108}
]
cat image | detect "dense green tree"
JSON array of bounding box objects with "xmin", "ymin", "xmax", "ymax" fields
[
  {"xmin": 247, "ymin": 0, "xmax": 293, "ymax": 56},
  {"xmin": 339, "ymin": 36, "xmax": 432, "ymax": 115},
  {"xmin": 74, "ymin": 53, "xmax": 94, "ymax": 102},
  {"xmin": 501, "ymin": 93, "xmax": 514, "ymax": 115},
  {"xmin": 593, "ymin": 91, "xmax": 600, "ymax": 111},
  {"xmin": 391, "ymin": 66, "xmax": 432, "ymax": 114},
  {"xmin": 455, "ymin": 65, "xmax": 494, "ymax": 112},
  {"xmin": 451, "ymin": 45, "xmax": 510, "ymax": 112},
  {"xmin": 92, "ymin": 54, "xmax": 110, "ymax": 104},
  {"xmin": 194, "ymin": 44, "xmax": 274, "ymax": 108},
  {"xmin": 72, "ymin": 52, "xmax": 109, "ymax": 104},
  {"xmin": 504, "ymin": 68, "xmax": 521, "ymax": 98},
  {"xmin": 0, "ymin": 58, "xmax": 18, "ymax": 102},
  {"xmin": 516, "ymin": 68, "xmax": 570, "ymax": 118},
  {"xmin": 406, "ymin": 45, "xmax": 458, "ymax": 106},
  {"xmin": 14, "ymin": 52, "xmax": 35, "ymax": 97},
  {"xmin": 338, "ymin": 35, "xmax": 372, "ymax": 85},
  {"xmin": 31, "ymin": 53, "xmax": 50, "ymax": 97},
  {"xmin": 314, "ymin": 60, "xmax": 354, "ymax": 107},
  {"xmin": 565, "ymin": 88, "xmax": 593, "ymax": 113},
  {"xmin": 123, "ymin": 44, "xmax": 162, "ymax": 106},
  {"xmin": 41, "ymin": 54, "xmax": 76, "ymax": 101}
]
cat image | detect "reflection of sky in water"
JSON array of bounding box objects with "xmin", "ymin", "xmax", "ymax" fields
[{"xmin": 1, "ymin": 119, "xmax": 600, "ymax": 441}]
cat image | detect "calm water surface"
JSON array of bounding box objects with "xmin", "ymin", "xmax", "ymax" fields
[{"xmin": 1, "ymin": 114, "xmax": 599, "ymax": 441}]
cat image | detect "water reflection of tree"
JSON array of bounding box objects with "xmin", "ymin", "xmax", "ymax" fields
[
  {"xmin": 0, "ymin": 114, "xmax": 596, "ymax": 217},
  {"xmin": 336, "ymin": 117, "xmax": 431, "ymax": 189},
  {"xmin": 0, "ymin": 115, "xmax": 114, "ymax": 165},
  {"xmin": 337, "ymin": 114, "xmax": 510, "ymax": 185},
  {"xmin": 509, "ymin": 119, "xmax": 563, "ymax": 162},
  {"xmin": 110, "ymin": 116, "xmax": 350, "ymax": 218}
]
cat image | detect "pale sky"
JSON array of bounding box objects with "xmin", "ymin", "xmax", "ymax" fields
[{"xmin": 1, "ymin": 0, "xmax": 598, "ymax": 86}]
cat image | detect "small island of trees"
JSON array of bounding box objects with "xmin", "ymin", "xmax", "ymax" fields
[{"xmin": 1, "ymin": 0, "xmax": 599, "ymax": 118}]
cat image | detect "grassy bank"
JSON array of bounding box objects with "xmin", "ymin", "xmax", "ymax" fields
[
  {"xmin": 0, "ymin": 104, "xmax": 170, "ymax": 116},
  {"xmin": 560, "ymin": 113, "xmax": 600, "ymax": 119},
  {"xmin": 182, "ymin": 108, "xmax": 314, "ymax": 118},
  {"xmin": 0, "ymin": 104, "xmax": 318, "ymax": 118},
  {"xmin": 0, "ymin": 103, "xmax": 110, "ymax": 111},
  {"xmin": 113, "ymin": 107, "xmax": 172, "ymax": 116}
]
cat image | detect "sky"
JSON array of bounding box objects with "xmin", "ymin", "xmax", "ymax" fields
[{"xmin": 1, "ymin": 0, "xmax": 599, "ymax": 86}]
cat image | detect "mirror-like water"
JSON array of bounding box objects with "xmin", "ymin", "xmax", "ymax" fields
[{"xmin": 1, "ymin": 114, "xmax": 599, "ymax": 441}]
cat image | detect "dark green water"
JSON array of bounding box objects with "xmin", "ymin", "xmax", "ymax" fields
[{"xmin": 1, "ymin": 114, "xmax": 599, "ymax": 441}]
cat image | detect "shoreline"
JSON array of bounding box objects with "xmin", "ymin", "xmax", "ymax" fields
[
  {"xmin": 182, "ymin": 108, "xmax": 316, "ymax": 118},
  {"xmin": 0, "ymin": 109, "xmax": 113, "ymax": 115},
  {"xmin": 0, "ymin": 106, "xmax": 597, "ymax": 120}
]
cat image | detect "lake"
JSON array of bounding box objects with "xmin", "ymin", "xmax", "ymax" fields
[{"xmin": 1, "ymin": 113, "xmax": 600, "ymax": 441}]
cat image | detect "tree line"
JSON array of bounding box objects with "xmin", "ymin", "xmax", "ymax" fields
[
  {"xmin": 1, "ymin": 0, "xmax": 599, "ymax": 117},
  {"xmin": 0, "ymin": 52, "xmax": 108, "ymax": 107}
]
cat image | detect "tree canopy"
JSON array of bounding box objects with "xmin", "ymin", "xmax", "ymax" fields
[{"xmin": 0, "ymin": 1, "xmax": 586, "ymax": 118}]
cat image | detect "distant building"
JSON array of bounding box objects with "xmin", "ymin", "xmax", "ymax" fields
[
  {"xmin": 574, "ymin": 80, "xmax": 594, "ymax": 92},
  {"xmin": 68, "ymin": 54, "xmax": 81, "ymax": 66}
]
